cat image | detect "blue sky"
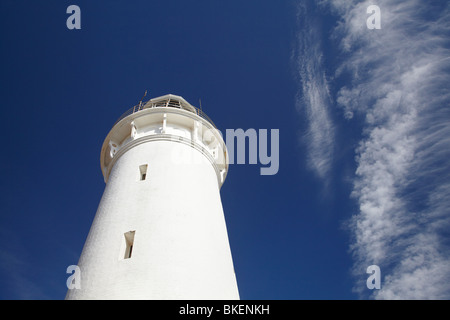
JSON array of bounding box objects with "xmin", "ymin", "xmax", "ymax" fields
[{"xmin": 0, "ymin": 0, "xmax": 449, "ymax": 300}]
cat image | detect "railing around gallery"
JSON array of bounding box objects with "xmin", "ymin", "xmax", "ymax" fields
[{"xmin": 113, "ymin": 99, "xmax": 217, "ymax": 128}]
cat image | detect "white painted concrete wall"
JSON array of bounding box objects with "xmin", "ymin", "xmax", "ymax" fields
[{"xmin": 66, "ymin": 105, "xmax": 239, "ymax": 299}]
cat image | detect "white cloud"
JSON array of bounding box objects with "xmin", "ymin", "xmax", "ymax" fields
[
  {"xmin": 293, "ymin": 2, "xmax": 335, "ymax": 182},
  {"xmin": 319, "ymin": 0, "xmax": 450, "ymax": 298}
]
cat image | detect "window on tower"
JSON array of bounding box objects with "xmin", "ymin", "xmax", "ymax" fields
[
  {"xmin": 139, "ymin": 164, "xmax": 148, "ymax": 181},
  {"xmin": 123, "ymin": 231, "xmax": 135, "ymax": 259}
]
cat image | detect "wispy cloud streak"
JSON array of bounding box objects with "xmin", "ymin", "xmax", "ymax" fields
[
  {"xmin": 330, "ymin": 0, "xmax": 450, "ymax": 299},
  {"xmin": 298, "ymin": 0, "xmax": 450, "ymax": 298},
  {"xmin": 293, "ymin": 1, "xmax": 335, "ymax": 182}
]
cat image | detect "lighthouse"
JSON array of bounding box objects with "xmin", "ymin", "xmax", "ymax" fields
[{"xmin": 66, "ymin": 94, "xmax": 239, "ymax": 299}]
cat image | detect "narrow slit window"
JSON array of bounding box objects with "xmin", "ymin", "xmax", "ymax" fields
[
  {"xmin": 123, "ymin": 231, "xmax": 135, "ymax": 259},
  {"xmin": 139, "ymin": 164, "xmax": 148, "ymax": 181}
]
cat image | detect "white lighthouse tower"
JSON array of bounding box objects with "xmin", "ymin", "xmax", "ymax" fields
[{"xmin": 66, "ymin": 94, "xmax": 239, "ymax": 300}]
